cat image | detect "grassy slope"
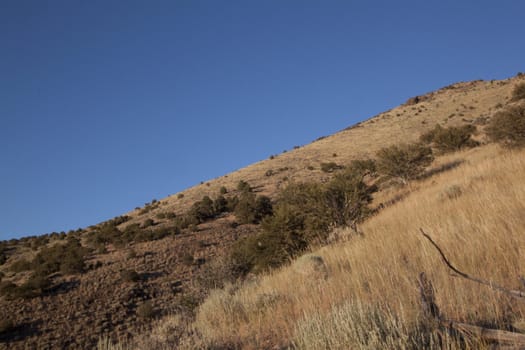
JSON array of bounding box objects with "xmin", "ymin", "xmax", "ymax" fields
[
  {"xmin": 121, "ymin": 77, "xmax": 521, "ymax": 228},
  {"xmin": 94, "ymin": 75, "xmax": 525, "ymax": 349},
  {"xmin": 4, "ymin": 76, "xmax": 524, "ymax": 349},
  {"xmin": 179, "ymin": 144, "xmax": 525, "ymax": 349}
]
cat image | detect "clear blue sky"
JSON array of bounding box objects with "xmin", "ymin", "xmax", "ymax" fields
[{"xmin": 1, "ymin": 1, "xmax": 524, "ymax": 240}]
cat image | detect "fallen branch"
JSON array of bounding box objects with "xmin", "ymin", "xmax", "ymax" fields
[
  {"xmin": 418, "ymin": 273, "xmax": 525, "ymax": 347},
  {"xmin": 420, "ymin": 228, "xmax": 525, "ymax": 299},
  {"xmin": 448, "ymin": 321, "xmax": 525, "ymax": 346}
]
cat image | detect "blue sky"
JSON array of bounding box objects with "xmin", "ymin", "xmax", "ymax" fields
[{"xmin": 1, "ymin": 1, "xmax": 524, "ymax": 240}]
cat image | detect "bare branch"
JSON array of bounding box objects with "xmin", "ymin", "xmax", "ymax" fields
[
  {"xmin": 418, "ymin": 272, "xmax": 525, "ymax": 347},
  {"xmin": 420, "ymin": 228, "xmax": 525, "ymax": 299}
]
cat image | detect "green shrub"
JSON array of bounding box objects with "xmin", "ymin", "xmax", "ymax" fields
[
  {"xmin": 511, "ymin": 82, "xmax": 525, "ymax": 101},
  {"xmin": 141, "ymin": 218, "xmax": 155, "ymax": 228},
  {"xmin": 234, "ymin": 192, "xmax": 273, "ymax": 224},
  {"xmin": 219, "ymin": 186, "xmax": 228, "ymax": 194},
  {"xmin": 165, "ymin": 212, "xmax": 177, "ymax": 219},
  {"xmin": 233, "ymin": 192, "xmax": 256, "ymax": 224},
  {"xmin": 0, "ymin": 281, "xmax": 17, "ymax": 298},
  {"xmin": 376, "ymin": 143, "xmax": 433, "ymax": 184},
  {"xmin": 231, "ymin": 170, "xmax": 376, "ymax": 274},
  {"xmin": 237, "ymin": 180, "xmax": 252, "ymax": 193},
  {"xmin": 233, "ymin": 184, "xmax": 326, "ymax": 273},
  {"xmin": 0, "ymin": 244, "xmax": 7, "ymax": 266},
  {"xmin": 120, "ymin": 269, "xmax": 141, "ymax": 283},
  {"xmin": 0, "ymin": 318, "xmax": 15, "ymax": 333},
  {"xmin": 189, "ymin": 196, "xmax": 215, "ymax": 223},
  {"xmin": 32, "ymin": 237, "xmax": 89, "ymax": 276},
  {"xmin": 325, "ymin": 167, "xmax": 376, "ymax": 227},
  {"xmin": 0, "ymin": 272, "xmax": 51, "ymax": 299},
  {"xmin": 347, "ymin": 159, "xmax": 377, "ymax": 177},
  {"xmin": 30, "ymin": 235, "xmax": 49, "ymax": 250},
  {"xmin": 16, "ymin": 273, "xmax": 51, "ymax": 298},
  {"xmin": 486, "ymin": 105, "xmax": 525, "ymax": 148},
  {"xmin": 213, "ymin": 195, "xmax": 228, "ymax": 215},
  {"xmin": 420, "ymin": 124, "xmax": 478, "ymax": 153},
  {"xmin": 136, "ymin": 301, "xmax": 155, "ymax": 319},
  {"xmin": 10, "ymin": 258, "xmax": 32, "ymax": 273},
  {"xmin": 181, "ymin": 252, "xmax": 194, "ymax": 266},
  {"xmin": 254, "ymin": 196, "xmax": 273, "ymax": 221},
  {"xmin": 320, "ymin": 162, "xmax": 343, "ymax": 173}
]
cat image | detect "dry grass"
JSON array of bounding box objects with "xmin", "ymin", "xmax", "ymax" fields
[
  {"xmin": 183, "ymin": 144, "xmax": 525, "ymax": 349},
  {"xmin": 121, "ymin": 76, "xmax": 525, "ymax": 228}
]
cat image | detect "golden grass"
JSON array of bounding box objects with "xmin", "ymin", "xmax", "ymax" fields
[{"xmin": 186, "ymin": 144, "xmax": 525, "ymax": 349}]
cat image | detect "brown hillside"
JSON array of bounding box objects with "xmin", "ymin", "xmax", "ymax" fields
[
  {"xmin": 0, "ymin": 74, "xmax": 523, "ymax": 349},
  {"xmin": 124, "ymin": 76, "xmax": 520, "ymax": 226}
]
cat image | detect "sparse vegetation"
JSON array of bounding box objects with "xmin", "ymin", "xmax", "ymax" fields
[
  {"xmin": 376, "ymin": 142, "xmax": 433, "ymax": 184},
  {"xmin": 511, "ymin": 82, "xmax": 525, "ymax": 101},
  {"xmin": 420, "ymin": 124, "xmax": 478, "ymax": 153},
  {"xmin": 320, "ymin": 161, "xmax": 343, "ymax": 173},
  {"xmin": 136, "ymin": 301, "xmax": 155, "ymax": 319},
  {"xmin": 231, "ymin": 160, "xmax": 376, "ymax": 274},
  {"xmin": 0, "ymin": 318, "xmax": 15, "ymax": 334},
  {"xmin": 184, "ymin": 144, "xmax": 525, "ymax": 349},
  {"xmin": 120, "ymin": 269, "xmax": 141, "ymax": 283},
  {"xmin": 487, "ymin": 104, "xmax": 525, "ymax": 148},
  {"xmin": 4, "ymin": 76, "xmax": 524, "ymax": 349}
]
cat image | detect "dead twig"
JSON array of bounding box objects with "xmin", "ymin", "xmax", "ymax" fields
[{"xmin": 420, "ymin": 228, "xmax": 525, "ymax": 299}]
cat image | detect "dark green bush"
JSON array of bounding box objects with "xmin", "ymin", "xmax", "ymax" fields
[
  {"xmin": 376, "ymin": 143, "xmax": 433, "ymax": 184},
  {"xmin": 16, "ymin": 273, "xmax": 51, "ymax": 298},
  {"xmin": 136, "ymin": 301, "xmax": 155, "ymax": 319},
  {"xmin": 486, "ymin": 105, "xmax": 525, "ymax": 148},
  {"xmin": 189, "ymin": 196, "xmax": 215, "ymax": 223},
  {"xmin": 0, "ymin": 281, "xmax": 17, "ymax": 298},
  {"xmin": 120, "ymin": 269, "xmax": 141, "ymax": 282},
  {"xmin": 234, "ymin": 192, "xmax": 273, "ymax": 224},
  {"xmin": 141, "ymin": 218, "xmax": 156, "ymax": 228},
  {"xmin": 165, "ymin": 212, "xmax": 177, "ymax": 219},
  {"xmin": 30, "ymin": 235, "xmax": 49, "ymax": 250},
  {"xmin": 325, "ymin": 167, "xmax": 376, "ymax": 227},
  {"xmin": 181, "ymin": 252, "xmax": 194, "ymax": 266},
  {"xmin": 320, "ymin": 162, "xmax": 343, "ymax": 173},
  {"xmin": 254, "ymin": 196, "xmax": 273, "ymax": 221},
  {"xmin": 233, "ymin": 192, "xmax": 256, "ymax": 224},
  {"xmin": 232, "ymin": 171, "xmax": 376, "ymax": 274},
  {"xmin": 213, "ymin": 195, "xmax": 228, "ymax": 215},
  {"xmin": 420, "ymin": 124, "xmax": 478, "ymax": 153},
  {"xmin": 32, "ymin": 237, "xmax": 89, "ymax": 276},
  {"xmin": 511, "ymin": 82, "xmax": 525, "ymax": 101},
  {"xmin": 237, "ymin": 180, "xmax": 252, "ymax": 193},
  {"xmin": 231, "ymin": 182, "xmax": 328, "ymax": 274},
  {"xmin": 0, "ymin": 272, "xmax": 51, "ymax": 299},
  {"xmin": 9, "ymin": 258, "xmax": 32, "ymax": 273},
  {"xmin": 0, "ymin": 318, "xmax": 15, "ymax": 333}
]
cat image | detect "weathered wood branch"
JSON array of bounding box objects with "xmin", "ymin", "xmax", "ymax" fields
[
  {"xmin": 420, "ymin": 228, "xmax": 525, "ymax": 299},
  {"xmin": 448, "ymin": 321, "xmax": 525, "ymax": 346},
  {"xmin": 418, "ymin": 273, "xmax": 525, "ymax": 348}
]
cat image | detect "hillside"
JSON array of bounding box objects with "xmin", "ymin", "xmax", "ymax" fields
[{"xmin": 0, "ymin": 74, "xmax": 524, "ymax": 349}]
